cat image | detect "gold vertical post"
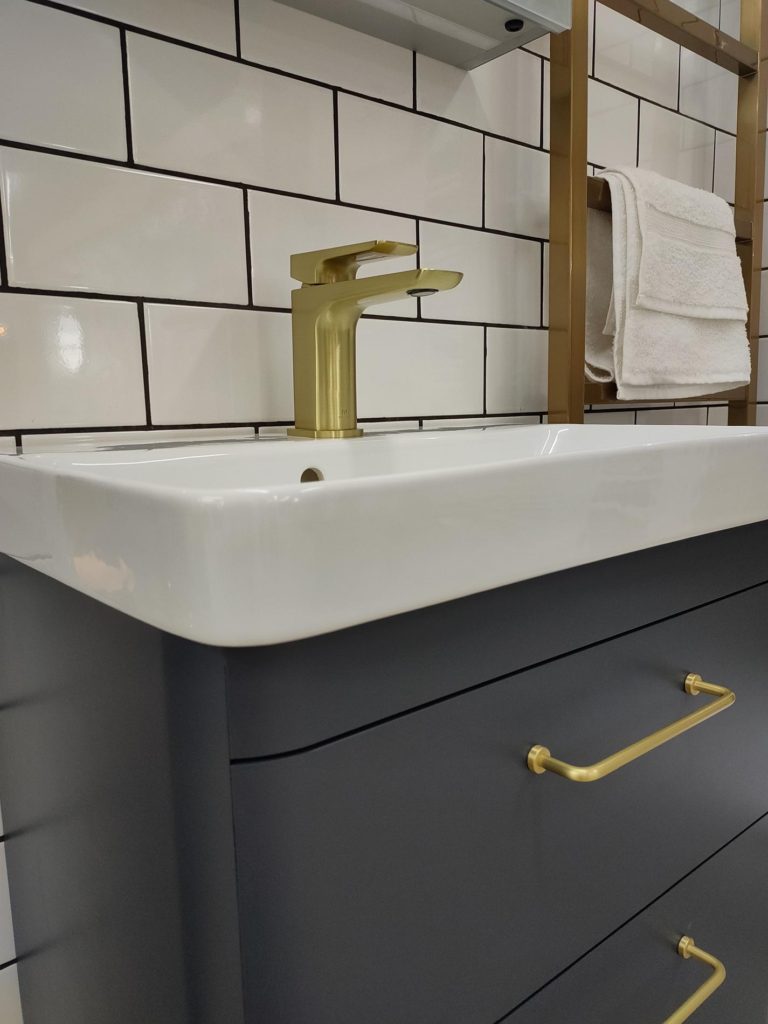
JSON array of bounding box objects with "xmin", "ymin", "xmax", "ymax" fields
[
  {"xmin": 548, "ymin": 0, "xmax": 589, "ymax": 424},
  {"xmin": 730, "ymin": 0, "xmax": 768, "ymax": 425}
]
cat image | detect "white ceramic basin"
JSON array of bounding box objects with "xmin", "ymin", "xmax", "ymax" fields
[{"xmin": 1, "ymin": 424, "xmax": 767, "ymax": 646}]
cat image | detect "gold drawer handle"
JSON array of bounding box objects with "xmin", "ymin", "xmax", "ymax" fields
[
  {"xmin": 528, "ymin": 673, "xmax": 735, "ymax": 782},
  {"xmin": 664, "ymin": 936, "xmax": 726, "ymax": 1023}
]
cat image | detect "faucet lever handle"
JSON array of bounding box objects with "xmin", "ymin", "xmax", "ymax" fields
[{"xmin": 290, "ymin": 240, "xmax": 418, "ymax": 285}]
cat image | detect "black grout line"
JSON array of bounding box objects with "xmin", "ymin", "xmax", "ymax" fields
[
  {"xmin": 412, "ymin": 50, "xmax": 417, "ymax": 111},
  {"xmin": 332, "ymin": 91, "xmax": 341, "ymax": 202},
  {"xmin": 539, "ymin": 242, "xmax": 545, "ymax": 327},
  {"xmin": 242, "ymin": 189, "xmax": 254, "ymax": 306},
  {"xmin": 483, "ymin": 327, "xmax": 488, "ymax": 414},
  {"xmin": 233, "ymin": 0, "xmax": 241, "ymax": 59},
  {"xmin": 231, "ymin": 575, "xmax": 768, "ymax": 765},
  {"xmin": 119, "ymin": 28, "xmax": 134, "ymax": 164},
  {"xmin": 0, "ymin": 178, "xmax": 8, "ymax": 286},
  {"xmin": 136, "ymin": 301, "xmax": 152, "ymax": 425},
  {"xmin": 636, "ymin": 98, "xmax": 641, "ymax": 167},
  {"xmin": 481, "ymin": 135, "xmax": 487, "ymax": 229},
  {"xmin": 591, "ymin": 0, "xmax": 597, "ymax": 78},
  {"xmin": 494, "ymin": 808, "xmax": 768, "ymax": 1023},
  {"xmin": 539, "ymin": 56, "xmax": 545, "ymax": 151},
  {"xmin": 0, "ymin": 956, "xmax": 20, "ymax": 973}
]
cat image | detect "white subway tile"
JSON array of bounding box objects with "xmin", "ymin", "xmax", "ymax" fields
[
  {"xmin": 585, "ymin": 410, "xmax": 636, "ymax": 423},
  {"xmin": 524, "ymin": 37, "xmax": 550, "ymax": 58},
  {"xmin": 0, "ymin": 0, "xmax": 126, "ymax": 159},
  {"xmin": 362, "ymin": 420, "xmax": 420, "ymax": 433},
  {"xmin": 486, "ymin": 328, "xmax": 548, "ymax": 413},
  {"xmin": 542, "ymin": 243, "xmax": 548, "ymax": 327},
  {"xmin": 248, "ymin": 192, "xmax": 417, "ymax": 315},
  {"xmin": 720, "ymin": 0, "xmax": 740, "ymax": 36},
  {"xmin": 680, "ymin": 56, "xmax": 737, "ymax": 134},
  {"xmin": 0, "ymin": 148, "xmax": 248, "ymax": 303},
  {"xmin": 64, "ymin": 0, "xmax": 236, "ymax": 53},
  {"xmin": 713, "ymin": 132, "xmax": 736, "ymax": 203},
  {"xmin": 419, "ymin": 223, "xmax": 541, "ymax": 326},
  {"xmin": 426, "ymin": 415, "xmax": 540, "ymax": 429},
  {"xmin": 636, "ymin": 407, "xmax": 708, "ymax": 424},
  {"xmin": 763, "ymin": 202, "xmax": 768, "ymax": 266},
  {"xmin": 0, "ymin": 438, "xmax": 14, "ymax": 454},
  {"xmin": 145, "ymin": 306, "xmax": 292, "ymax": 424},
  {"xmin": 239, "ymin": 0, "xmax": 412, "ymax": 105},
  {"xmin": 706, "ymin": 404, "xmax": 729, "ymax": 425},
  {"xmin": 638, "ymin": 104, "xmax": 715, "ymax": 191},
  {"xmin": 594, "ymin": 4, "xmax": 679, "ymax": 108},
  {"xmin": 416, "ymin": 49, "xmax": 541, "ymax": 145},
  {"xmin": 761, "ymin": 270, "xmax": 768, "ymax": 335},
  {"xmin": 358, "ymin": 320, "xmax": 484, "ymax": 418},
  {"xmin": 0, "ymin": 293, "xmax": 145, "ymax": 430},
  {"xmin": 756, "ymin": 338, "xmax": 768, "ymax": 401},
  {"xmin": 338, "ymin": 95, "xmax": 483, "ymax": 226},
  {"xmin": 588, "ymin": 80, "xmax": 638, "ymax": 168},
  {"xmin": 0, "ymin": 965, "xmax": 23, "ymax": 1024},
  {"xmin": 0, "ymin": 844, "xmax": 15, "ymax": 964},
  {"xmin": 757, "ymin": 404, "xmax": 768, "ymax": 425},
  {"xmin": 128, "ymin": 35, "xmax": 335, "ymax": 198},
  {"xmin": 22, "ymin": 426, "xmax": 256, "ymax": 452},
  {"xmin": 484, "ymin": 141, "xmax": 548, "ymax": 238}
]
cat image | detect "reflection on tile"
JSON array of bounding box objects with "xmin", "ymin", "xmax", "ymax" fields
[
  {"xmin": 0, "ymin": 293, "xmax": 145, "ymax": 430},
  {"xmin": 22, "ymin": 426, "xmax": 256, "ymax": 452},
  {"xmin": 0, "ymin": 0, "xmax": 126, "ymax": 159},
  {"xmin": 638, "ymin": 104, "xmax": 715, "ymax": 190},
  {"xmin": 239, "ymin": 0, "xmax": 412, "ymax": 105},
  {"xmin": 128, "ymin": 34, "xmax": 335, "ymax": 197},
  {"xmin": 416, "ymin": 48, "xmax": 541, "ymax": 144},
  {"xmin": 0, "ymin": 148, "xmax": 248, "ymax": 303},
  {"xmin": 588, "ymin": 80, "xmax": 638, "ymax": 167},
  {"xmin": 486, "ymin": 328, "xmax": 548, "ymax": 413},
  {"xmin": 484, "ymin": 141, "xmax": 548, "ymax": 238},
  {"xmin": 358, "ymin": 320, "xmax": 484, "ymax": 418},
  {"xmin": 636, "ymin": 407, "xmax": 708, "ymax": 424},
  {"xmin": 248, "ymin": 192, "xmax": 417, "ymax": 315},
  {"xmin": 63, "ymin": 0, "xmax": 237, "ymax": 53},
  {"xmin": 145, "ymin": 305, "xmax": 293, "ymax": 424},
  {"xmin": 0, "ymin": 965, "xmax": 23, "ymax": 1024},
  {"xmin": 338, "ymin": 95, "xmax": 484, "ymax": 225},
  {"xmin": 594, "ymin": 4, "xmax": 679, "ymax": 108},
  {"xmin": 419, "ymin": 222, "xmax": 541, "ymax": 326},
  {"xmin": 680, "ymin": 54, "xmax": 737, "ymax": 134},
  {"xmin": 713, "ymin": 132, "xmax": 736, "ymax": 203}
]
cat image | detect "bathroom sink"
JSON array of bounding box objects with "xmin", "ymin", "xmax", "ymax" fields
[{"xmin": 1, "ymin": 424, "xmax": 767, "ymax": 646}]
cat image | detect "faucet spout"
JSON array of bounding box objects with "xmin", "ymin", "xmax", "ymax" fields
[{"xmin": 288, "ymin": 252, "xmax": 462, "ymax": 440}]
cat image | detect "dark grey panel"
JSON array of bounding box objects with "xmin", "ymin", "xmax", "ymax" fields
[
  {"xmin": 0, "ymin": 557, "xmax": 243, "ymax": 1024},
  {"xmin": 231, "ymin": 584, "xmax": 768, "ymax": 1024},
  {"xmin": 507, "ymin": 815, "xmax": 768, "ymax": 1023},
  {"xmin": 226, "ymin": 520, "xmax": 768, "ymax": 757}
]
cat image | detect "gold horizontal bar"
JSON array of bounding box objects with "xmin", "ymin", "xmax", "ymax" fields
[
  {"xmin": 528, "ymin": 673, "xmax": 735, "ymax": 782},
  {"xmin": 665, "ymin": 936, "xmax": 727, "ymax": 1023},
  {"xmin": 598, "ymin": 0, "xmax": 758, "ymax": 75}
]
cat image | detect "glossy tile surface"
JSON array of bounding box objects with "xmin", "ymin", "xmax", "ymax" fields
[
  {"xmin": 484, "ymin": 141, "xmax": 549, "ymax": 238},
  {"xmin": 594, "ymin": 3, "xmax": 680, "ymax": 108},
  {"xmin": 0, "ymin": 845, "xmax": 15, "ymax": 964},
  {"xmin": 416, "ymin": 49, "xmax": 541, "ymax": 145},
  {"xmin": 0, "ymin": 0, "xmax": 126, "ymax": 159},
  {"xmin": 419, "ymin": 222, "xmax": 541, "ymax": 326},
  {"xmin": 145, "ymin": 306, "xmax": 293, "ymax": 424},
  {"xmin": 338, "ymin": 95, "xmax": 484, "ymax": 226},
  {"xmin": 0, "ymin": 293, "xmax": 145, "ymax": 429},
  {"xmin": 357, "ymin": 321, "xmax": 484, "ymax": 418},
  {"xmin": 63, "ymin": 0, "xmax": 237, "ymax": 53},
  {"xmin": 239, "ymin": 0, "xmax": 412, "ymax": 105},
  {"xmin": 588, "ymin": 80, "xmax": 639, "ymax": 168},
  {"xmin": 0, "ymin": 148, "xmax": 248, "ymax": 303},
  {"xmin": 713, "ymin": 131, "xmax": 736, "ymax": 202},
  {"xmin": 0, "ymin": 967, "xmax": 23, "ymax": 1024},
  {"xmin": 485, "ymin": 328, "xmax": 548, "ymax": 414},
  {"xmin": 636, "ymin": 407, "xmax": 708, "ymax": 424},
  {"xmin": 638, "ymin": 104, "xmax": 716, "ymax": 190},
  {"xmin": 128, "ymin": 34, "xmax": 335, "ymax": 197},
  {"xmin": 247, "ymin": 192, "xmax": 417, "ymax": 314}
]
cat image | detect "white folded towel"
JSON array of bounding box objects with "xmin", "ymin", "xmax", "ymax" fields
[{"xmin": 586, "ymin": 167, "xmax": 751, "ymax": 401}]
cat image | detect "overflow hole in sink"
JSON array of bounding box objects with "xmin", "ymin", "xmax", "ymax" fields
[{"xmin": 300, "ymin": 467, "xmax": 324, "ymax": 483}]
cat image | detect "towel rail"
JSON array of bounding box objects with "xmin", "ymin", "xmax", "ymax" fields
[{"xmin": 548, "ymin": 0, "xmax": 767, "ymax": 424}]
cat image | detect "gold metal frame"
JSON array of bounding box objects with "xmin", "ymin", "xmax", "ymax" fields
[
  {"xmin": 665, "ymin": 936, "xmax": 727, "ymax": 1023},
  {"xmin": 548, "ymin": 0, "xmax": 768, "ymax": 423},
  {"xmin": 527, "ymin": 673, "xmax": 735, "ymax": 781}
]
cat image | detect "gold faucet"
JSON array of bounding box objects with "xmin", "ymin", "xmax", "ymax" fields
[{"xmin": 287, "ymin": 240, "xmax": 463, "ymax": 439}]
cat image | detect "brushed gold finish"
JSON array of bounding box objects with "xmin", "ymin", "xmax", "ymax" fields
[
  {"xmin": 664, "ymin": 936, "xmax": 726, "ymax": 1023},
  {"xmin": 288, "ymin": 241, "xmax": 462, "ymax": 439},
  {"xmin": 550, "ymin": 0, "xmax": 766, "ymax": 423},
  {"xmin": 527, "ymin": 673, "xmax": 735, "ymax": 782}
]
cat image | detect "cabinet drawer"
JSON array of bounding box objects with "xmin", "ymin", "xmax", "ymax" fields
[
  {"xmin": 509, "ymin": 814, "xmax": 768, "ymax": 1023},
  {"xmin": 231, "ymin": 585, "xmax": 768, "ymax": 1024}
]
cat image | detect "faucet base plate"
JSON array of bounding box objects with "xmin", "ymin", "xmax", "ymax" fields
[{"xmin": 288, "ymin": 427, "xmax": 364, "ymax": 440}]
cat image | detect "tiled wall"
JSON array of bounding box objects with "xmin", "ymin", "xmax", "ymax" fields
[{"xmin": 0, "ymin": 0, "xmax": 767, "ymax": 1014}]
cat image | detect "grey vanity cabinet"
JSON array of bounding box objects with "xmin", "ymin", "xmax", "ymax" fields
[{"xmin": 1, "ymin": 522, "xmax": 768, "ymax": 1024}]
